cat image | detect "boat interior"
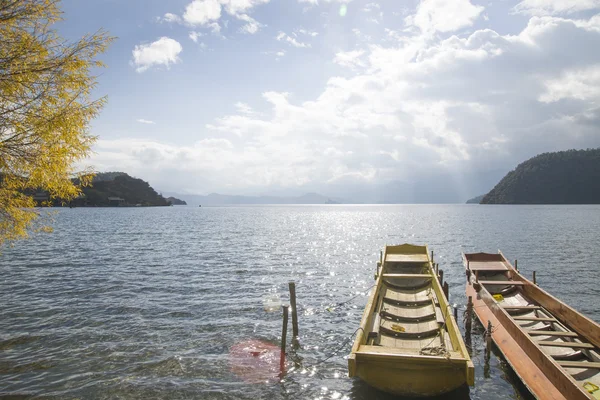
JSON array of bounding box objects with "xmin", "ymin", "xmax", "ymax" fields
[
  {"xmin": 367, "ymin": 245, "xmax": 461, "ymax": 356},
  {"xmin": 466, "ymin": 252, "xmax": 600, "ymax": 394}
]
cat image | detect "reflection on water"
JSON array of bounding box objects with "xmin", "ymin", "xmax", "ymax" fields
[
  {"xmin": 263, "ymin": 293, "xmax": 283, "ymax": 312},
  {"xmin": 0, "ymin": 205, "xmax": 598, "ymax": 399}
]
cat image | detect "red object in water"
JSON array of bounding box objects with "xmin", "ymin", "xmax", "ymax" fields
[{"xmin": 229, "ymin": 339, "xmax": 284, "ymax": 383}]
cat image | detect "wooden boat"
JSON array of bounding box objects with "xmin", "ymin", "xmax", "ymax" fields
[
  {"xmin": 348, "ymin": 244, "xmax": 474, "ymax": 396},
  {"xmin": 464, "ymin": 251, "xmax": 600, "ymax": 400}
]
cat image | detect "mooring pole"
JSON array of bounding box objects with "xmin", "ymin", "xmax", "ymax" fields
[
  {"xmin": 514, "ymin": 259, "xmax": 518, "ymax": 271},
  {"xmin": 466, "ymin": 296, "xmax": 473, "ymax": 334},
  {"xmin": 439, "ymin": 269, "xmax": 444, "ymax": 285},
  {"xmin": 485, "ymin": 320, "xmax": 492, "ymax": 359},
  {"xmin": 533, "ymin": 271, "xmax": 537, "ymax": 285},
  {"xmin": 453, "ymin": 305, "xmax": 458, "ymax": 321},
  {"xmin": 443, "ymin": 281, "xmax": 449, "ymax": 300},
  {"xmin": 280, "ymin": 305, "xmax": 288, "ymax": 375},
  {"xmin": 435, "ymin": 263, "xmax": 439, "ymax": 277},
  {"xmin": 430, "ymin": 250, "xmax": 434, "ymax": 263},
  {"xmin": 289, "ymin": 282, "xmax": 299, "ymax": 339}
]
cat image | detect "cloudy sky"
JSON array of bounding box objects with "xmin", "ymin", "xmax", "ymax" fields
[{"xmin": 60, "ymin": 0, "xmax": 600, "ymax": 202}]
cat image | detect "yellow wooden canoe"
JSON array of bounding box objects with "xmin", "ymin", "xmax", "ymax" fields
[{"xmin": 348, "ymin": 244, "xmax": 474, "ymax": 397}]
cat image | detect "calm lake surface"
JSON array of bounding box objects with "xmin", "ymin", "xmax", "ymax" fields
[{"xmin": 1, "ymin": 205, "xmax": 599, "ymax": 399}]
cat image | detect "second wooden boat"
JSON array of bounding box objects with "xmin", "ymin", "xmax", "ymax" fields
[
  {"xmin": 464, "ymin": 251, "xmax": 600, "ymax": 400},
  {"xmin": 348, "ymin": 244, "xmax": 474, "ymax": 397}
]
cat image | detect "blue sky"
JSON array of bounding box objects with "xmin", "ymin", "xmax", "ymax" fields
[{"xmin": 59, "ymin": 0, "xmax": 600, "ymax": 201}]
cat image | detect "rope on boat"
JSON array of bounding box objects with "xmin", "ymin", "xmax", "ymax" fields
[{"xmin": 420, "ymin": 346, "xmax": 450, "ymax": 357}]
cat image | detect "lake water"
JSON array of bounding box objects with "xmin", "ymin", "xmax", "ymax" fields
[{"xmin": 1, "ymin": 205, "xmax": 599, "ymax": 399}]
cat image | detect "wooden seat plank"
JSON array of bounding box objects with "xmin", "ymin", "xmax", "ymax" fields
[
  {"xmin": 382, "ymin": 274, "xmax": 432, "ymax": 279},
  {"xmin": 502, "ymin": 306, "xmax": 542, "ymax": 310},
  {"xmin": 537, "ymin": 341, "xmax": 595, "ymax": 349},
  {"xmin": 513, "ymin": 316, "xmax": 557, "ymax": 322},
  {"xmin": 527, "ymin": 330, "xmax": 579, "ymax": 337},
  {"xmin": 385, "ymin": 254, "xmax": 429, "ymax": 263},
  {"xmin": 479, "ymin": 280, "xmax": 525, "ymax": 286},
  {"xmin": 558, "ymin": 361, "xmax": 600, "ymax": 369},
  {"xmin": 467, "ymin": 261, "xmax": 509, "ymax": 271}
]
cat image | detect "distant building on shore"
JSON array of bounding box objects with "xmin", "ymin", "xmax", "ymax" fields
[{"xmin": 107, "ymin": 196, "xmax": 125, "ymax": 206}]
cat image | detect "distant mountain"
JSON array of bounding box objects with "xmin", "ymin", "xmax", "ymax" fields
[
  {"xmin": 166, "ymin": 196, "xmax": 187, "ymax": 205},
  {"xmin": 466, "ymin": 195, "xmax": 484, "ymax": 204},
  {"xmin": 165, "ymin": 192, "xmax": 344, "ymax": 205},
  {"xmin": 481, "ymin": 148, "xmax": 600, "ymax": 204}
]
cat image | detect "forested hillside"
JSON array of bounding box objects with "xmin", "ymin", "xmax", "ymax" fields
[
  {"xmin": 72, "ymin": 172, "xmax": 169, "ymax": 206},
  {"xmin": 481, "ymin": 149, "xmax": 600, "ymax": 204}
]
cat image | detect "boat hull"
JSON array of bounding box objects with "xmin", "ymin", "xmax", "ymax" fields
[
  {"xmin": 350, "ymin": 354, "xmax": 468, "ymax": 396},
  {"xmin": 463, "ymin": 251, "xmax": 600, "ymax": 400},
  {"xmin": 465, "ymin": 283, "xmax": 569, "ymax": 400}
]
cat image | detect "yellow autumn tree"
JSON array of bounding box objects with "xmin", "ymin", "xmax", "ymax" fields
[{"xmin": 0, "ymin": 0, "xmax": 113, "ymax": 246}]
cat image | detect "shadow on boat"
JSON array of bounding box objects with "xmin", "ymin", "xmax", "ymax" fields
[{"xmin": 348, "ymin": 378, "xmax": 471, "ymax": 400}]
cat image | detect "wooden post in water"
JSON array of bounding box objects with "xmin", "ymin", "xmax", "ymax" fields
[
  {"xmin": 443, "ymin": 281, "xmax": 449, "ymax": 300},
  {"xmin": 280, "ymin": 305, "xmax": 288, "ymax": 375},
  {"xmin": 430, "ymin": 250, "xmax": 434, "ymax": 263},
  {"xmin": 289, "ymin": 282, "xmax": 299, "ymax": 339},
  {"xmin": 439, "ymin": 269, "xmax": 444, "ymax": 285},
  {"xmin": 485, "ymin": 320, "xmax": 492, "ymax": 359},
  {"xmin": 533, "ymin": 271, "xmax": 537, "ymax": 285},
  {"xmin": 435, "ymin": 263, "xmax": 439, "ymax": 277},
  {"xmin": 453, "ymin": 305, "xmax": 458, "ymax": 321},
  {"xmin": 514, "ymin": 259, "xmax": 518, "ymax": 271},
  {"xmin": 466, "ymin": 296, "xmax": 473, "ymax": 334}
]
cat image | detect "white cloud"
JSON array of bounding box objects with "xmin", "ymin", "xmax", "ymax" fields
[
  {"xmin": 277, "ymin": 31, "xmax": 311, "ymax": 47},
  {"xmin": 513, "ymin": 0, "xmax": 600, "ymax": 16},
  {"xmin": 539, "ymin": 65, "xmax": 600, "ymax": 102},
  {"xmin": 261, "ymin": 50, "xmax": 286, "ymax": 60},
  {"xmin": 334, "ymin": 49, "xmax": 366, "ymax": 69},
  {"xmin": 183, "ymin": 0, "xmax": 222, "ymax": 25},
  {"xmin": 406, "ymin": 0, "xmax": 484, "ymax": 34},
  {"xmin": 175, "ymin": 0, "xmax": 269, "ymax": 33},
  {"xmin": 298, "ymin": 0, "xmax": 352, "ymax": 4},
  {"xmin": 363, "ymin": 2, "xmax": 380, "ymax": 12},
  {"xmin": 189, "ymin": 31, "xmax": 203, "ymax": 42},
  {"xmin": 131, "ymin": 37, "xmax": 182, "ymax": 73},
  {"xmin": 160, "ymin": 13, "xmax": 181, "ymax": 23},
  {"xmin": 296, "ymin": 28, "xmax": 319, "ymax": 37},
  {"xmin": 208, "ymin": 22, "xmax": 222, "ymax": 34},
  {"xmin": 221, "ymin": 0, "xmax": 270, "ymax": 15},
  {"xmin": 235, "ymin": 102, "xmax": 255, "ymax": 115},
  {"xmin": 237, "ymin": 13, "xmax": 263, "ymax": 34},
  {"xmin": 105, "ymin": 12, "xmax": 600, "ymax": 198},
  {"xmin": 137, "ymin": 119, "xmax": 156, "ymax": 124}
]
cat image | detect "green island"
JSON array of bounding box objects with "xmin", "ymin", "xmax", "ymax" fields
[{"xmin": 472, "ymin": 148, "xmax": 600, "ymax": 204}]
